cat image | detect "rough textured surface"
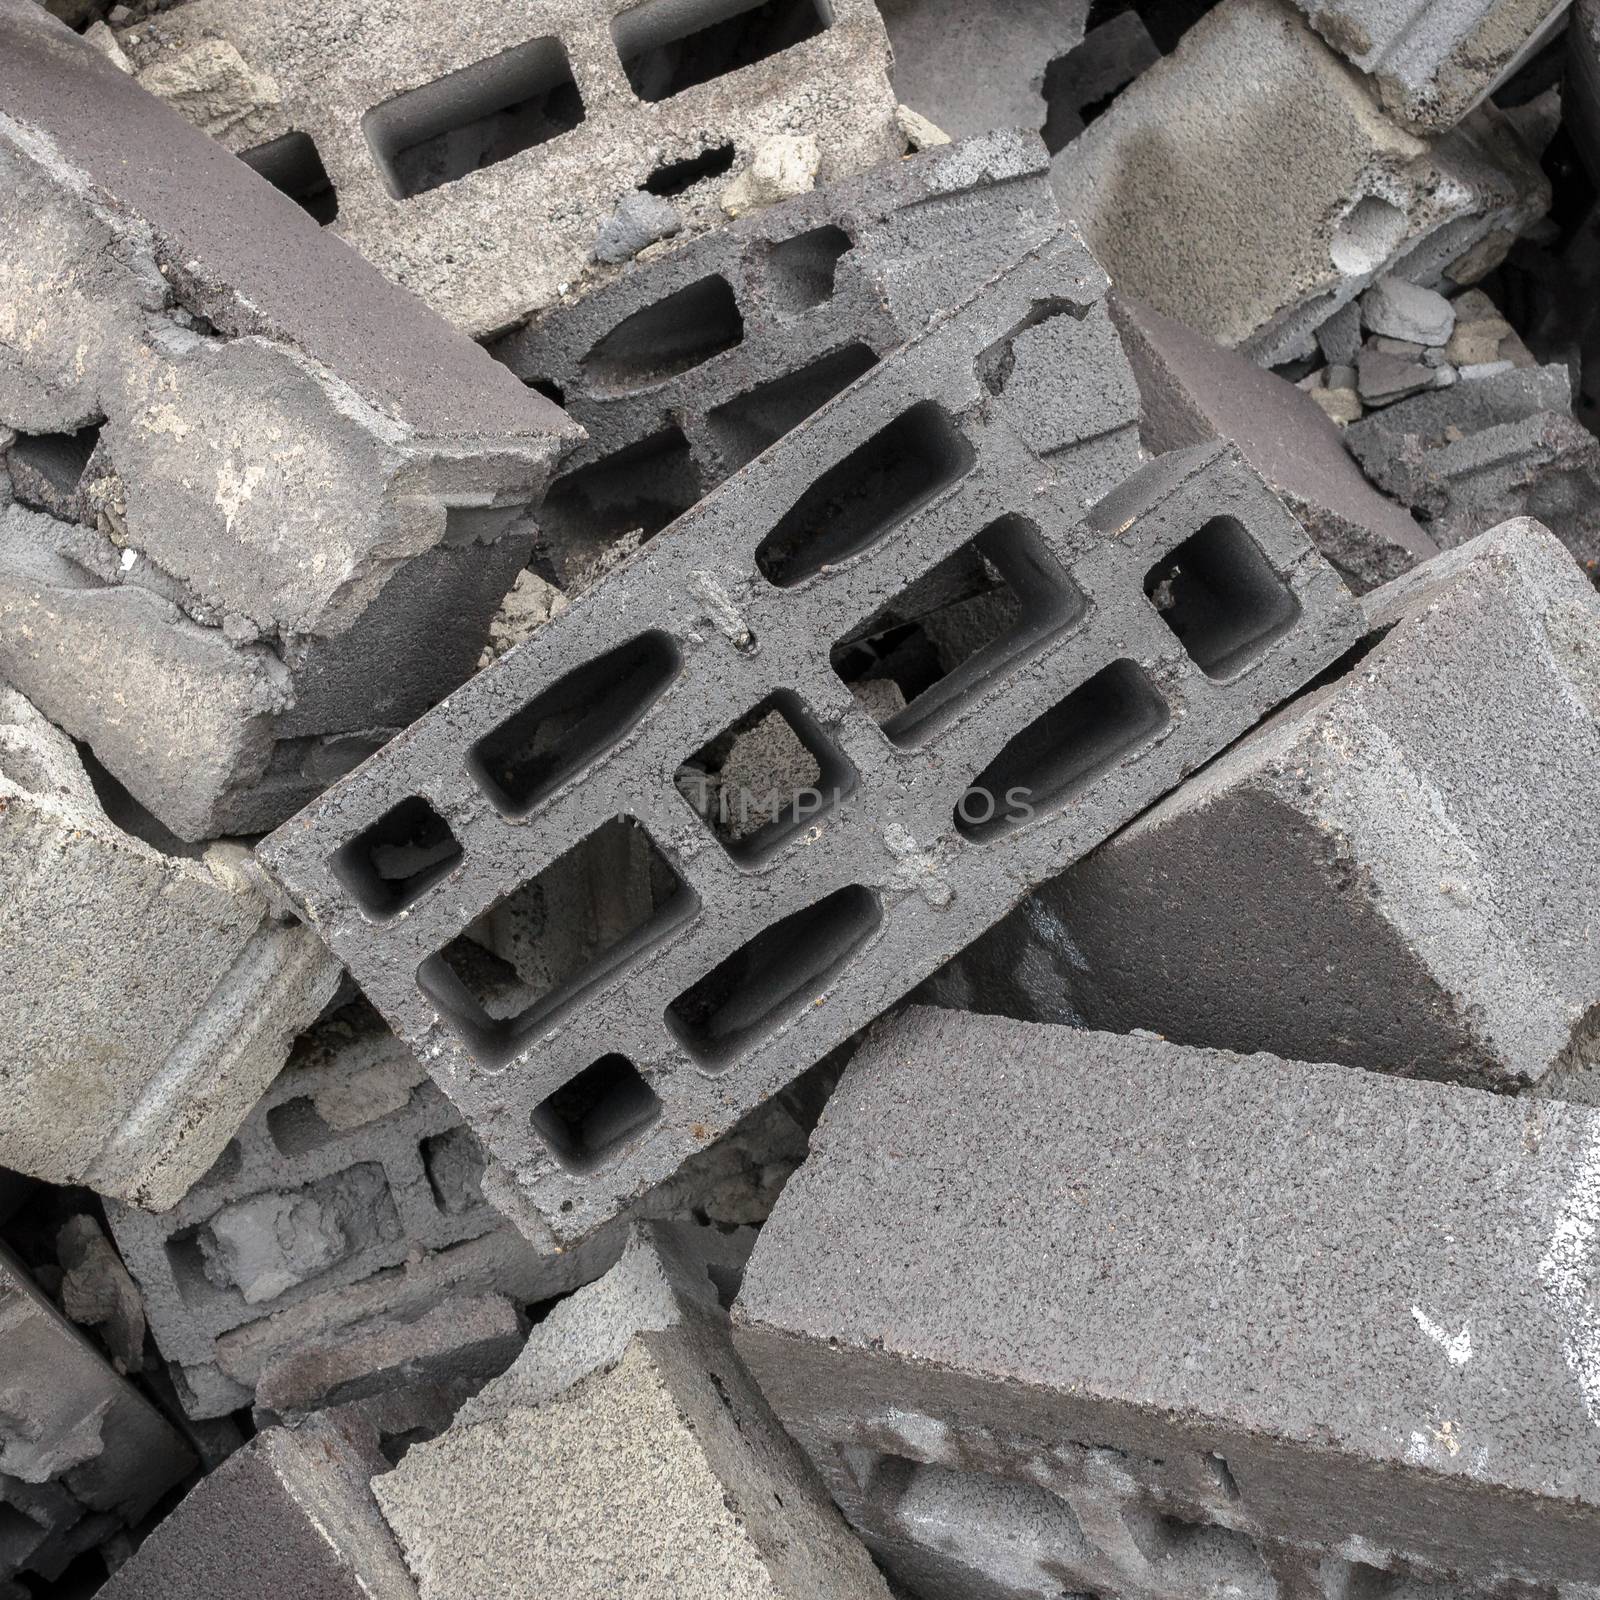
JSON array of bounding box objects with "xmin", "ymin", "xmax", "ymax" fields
[
  {"xmin": 932, "ymin": 520, "xmax": 1600, "ymax": 1098},
  {"xmin": 0, "ymin": 2, "xmax": 577, "ymax": 841},
  {"xmin": 260, "ymin": 230, "xmax": 1361, "ymax": 1248},
  {"xmin": 734, "ymin": 1006, "xmax": 1600, "ymax": 1598},
  {"xmin": 118, "ymin": 0, "xmax": 900, "ymax": 337},
  {"xmin": 0, "ymin": 686, "xmax": 341, "ymax": 1211},
  {"xmin": 0, "ymin": 1241, "xmax": 195, "ymax": 1594},
  {"xmin": 373, "ymin": 1222, "xmax": 892, "ymax": 1600}
]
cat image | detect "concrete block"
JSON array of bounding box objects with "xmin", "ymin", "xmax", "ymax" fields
[
  {"xmin": 372, "ymin": 1222, "xmax": 892, "ymax": 1600},
  {"xmin": 1053, "ymin": 0, "xmax": 1549, "ymax": 364},
  {"xmin": 490, "ymin": 129, "xmax": 1063, "ymax": 591},
  {"xmin": 733, "ymin": 1006, "xmax": 1600, "ymax": 1598},
  {"xmin": 0, "ymin": 1, "xmax": 577, "ymax": 841},
  {"xmin": 933, "ymin": 520, "xmax": 1600, "ymax": 1096},
  {"xmin": 1111, "ymin": 290, "xmax": 1438, "ymax": 591},
  {"xmin": 0, "ymin": 686, "xmax": 341, "ymax": 1211},
  {"xmin": 0, "ymin": 1242, "xmax": 194, "ymax": 1594},
  {"xmin": 116, "ymin": 0, "xmax": 899, "ymax": 337},
  {"xmin": 260, "ymin": 230, "xmax": 1361, "ymax": 1248}
]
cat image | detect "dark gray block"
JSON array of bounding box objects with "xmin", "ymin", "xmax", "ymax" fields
[
  {"xmin": 734, "ymin": 1006, "xmax": 1600, "ymax": 1599},
  {"xmin": 260, "ymin": 229, "xmax": 1361, "ymax": 1248}
]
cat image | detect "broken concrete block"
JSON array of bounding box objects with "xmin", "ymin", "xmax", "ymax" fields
[
  {"xmin": 372, "ymin": 1223, "xmax": 892, "ymax": 1600},
  {"xmin": 933, "ymin": 520, "xmax": 1600, "ymax": 1096},
  {"xmin": 1112, "ymin": 291, "xmax": 1438, "ymax": 590},
  {"xmin": 720, "ymin": 131, "xmax": 821, "ymax": 215},
  {"xmin": 0, "ymin": 1242, "xmax": 194, "ymax": 1595},
  {"xmin": 260, "ymin": 230, "xmax": 1362, "ymax": 1248},
  {"xmin": 117, "ymin": 0, "xmax": 900, "ymax": 337},
  {"xmin": 0, "ymin": 686, "xmax": 341, "ymax": 1211},
  {"xmin": 734, "ymin": 1005, "xmax": 1600, "ymax": 1599},
  {"xmin": 96, "ymin": 1418, "xmax": 416, "ymax": 1600},
  {"xmin": 1361, "ymin": 275, "xmax": 1457, "ymax": 343},
  {"xmin": 0, "ymin": 2, "xmax": 578, "ymax": 842},
  {"xmin": 489, "ymin": 129, "xmax": 1063, "ymax": 591},
  {"xmin": 56, "ymin": 1217, "xmax": 146, "ymax": 1376},
  {"xmin": 1053, "ymin": 0, "xmax": 1549, "ymax": 363}
]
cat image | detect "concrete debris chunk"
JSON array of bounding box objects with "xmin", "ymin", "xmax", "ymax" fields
[
  {"xmin": 1361, "ymin": 275, "xmax": 1457, "ymax": 344},
  {"xmin": 0, "ymin": 685, "xmax": 341, "ymax": 1211},
  {"xmin": 372, "ymin": 1222, "xmax": 893, "ymax": 1600},
  {"xmin": 733, "ymin": 1006, "xmax": 1600, "ymax": 1600},
  {"xmin": 56, "ymin": 1217, "xmax": 147, "ymax": 1375},
  {"xmin": 0, "ymin": 1, "xmax": 578, "ymax": 842},
  {"xmin": 260, "ymin": 230, "xmax": 1361, "ymax": 1249}
]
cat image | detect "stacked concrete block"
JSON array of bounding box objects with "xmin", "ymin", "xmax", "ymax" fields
[
  {"xmin": 0, "ymin": 1242, "xmax": 195, "ymax": 1595},
  {"xmin": 0, "ymin": 1, "xmax": 578, "ymax": 841},
  {"xmin": 734, "ymin": 1006, "xmax": 1600, "ymax": 1599},
  {"xmin": 934, "ymin": 519, "xmax": 1600, "ymax": 1096},
  {"xmin": 489, "ymin": 128, "xmax": 1062, "ymax": 589},
  {"xmin": 1053, "ymin": 0, "xmax": 1549, "ymax": 364},
  {"xmin": 371, "ymin": 1222, "xmax": 893, "ymax": 1600},
  {"xmin": 115, "ymin": 0, "xmax": 900, "ymax": 337},
  {"xmin": 1, "ymin": 685, "xmax": 341, "ymax": 1211},
  {"xmin": 260, "ymin": 228, "xmax": 1362, "ymax": 1247}
]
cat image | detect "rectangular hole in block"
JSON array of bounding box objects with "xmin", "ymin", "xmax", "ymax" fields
[
  {"xmin": 266, "ymin": 1097, "xmax": 339, "ymax": 1159},
  {"xmin": 755, "ymin": 401, "xmax": 975, "ymax": 588},
  {"xmin": 765, "ymin": 224, "xmax": 852, "ymax": 314},
  {"xmin": 674, "ymin": 689, "xmax": 855, "ymax": 864},
  {"xmin": 955, "ymin": 659, "xmax": 1170, "ymax": 843},
  {"xmin": 240, "ymin": 131, "xmax": 339, "ymax": 224},
  {"xmin": 665, "ymin": 883, "xmax": 880, "ymax": 1071},
  {"xmin": 643, "ymin": 141, "xmax": 736, "ymax": 196},
  {"xmin": 5, "ymin": 421, "xmax": 102, "ymax": 517},
  {"xmin": 613, "ymin": 0, "xmax": 830, "ymax": 103},
  {"xmin": 363, "ymin": 37, "xmax": 584, "ymax": 201},
  {"xmin": 531, "ymin": 1054, "xmax": 662, "ymax": 1173},
  {"xmin": 1144, "ymin": 516, "xmax": 1301, "ymax": 680},
  {"xmin": 580, "ymin": 275, "xmax": 744, "ymax": 394},
  {"xmin": 536, "ymin": 427, "xmax": 705, "ymax": 587},
  {"xmin": 705, "ymin": 342, "xmax": 877, "ymax": 474},
  {"xmin": 420, "ymin": 1126, "xmax": 487, "ymax": 1214},
  {"xmin": 417, "ymin": 816, "xmax": 697, "ymax": 1068},
  {"xmin": 469, "ymin": 629, "xmax": 680, "ymax": 816},
  {"xmin": 831, "ymin": 514, "xmax": 1088, "ymax": 748},
  {"xmin": 330, "ymin": 795, "xmax": 463, "ymax": 919}
]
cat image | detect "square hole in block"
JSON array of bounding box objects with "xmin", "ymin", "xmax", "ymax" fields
[
  {"xmin": 1144, "ymin": 516, "xmax": 1300, "ymax": 679},
  {"xmin": 831, "ymin": 515, "xmax": 1088, "ymax": 747},
  {"xmin": 417, "ymin": 817, "xmax": 697, "ymax": 1068},
  {"xmin": 674, "ymin": 690, "xmax": 855, "ymax": 864},
  {"xmin": 666, "ymin": 883, "xmax": 880, "ymax": 1070},
  {"xmin": 420, "ymin": 1126, "xmax": 487, "ymax": 1214},
  {"xmin": 240, "ymin": 131, "xmax": 339, "ymax": 223},
  {"xmin": 705, "ymin": 343, "xmax": 877, "ymax": 474},
  {"xmin": 580, "ymin": 275, "xmax": 743, "ymax": 394},
  {"xmin": 364, "ymin": 37, "xmax": 584, "ymax": 201},
  {"xmin": 755, "ymin": 401, "xmax": 975, "ymax": 588},
  {"xmin": 330, "ymin": 795, "xmax": 463, "ymax": 919},
  {"xmin": 766, "ymin": 224, "xmax": 852, "ymax": 314},
  {"xmin": 955, "ymin": 659, "xmax": 1170, "ymax": 843},
  {"xmin": 532, "ymin": 1054, "xmax": 662, "ymax": 1173},
  {"xmin": 613, "ymin": 0, "xmax": 830, "ymax": 103},
  {"xmin": 469, "ymin": 630, "xmax": 680, "ymax": 816}
]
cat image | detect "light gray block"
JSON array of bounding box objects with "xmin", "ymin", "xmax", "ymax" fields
[{"xmin": 734, "ymin": 1006, "xmax": 1600, "ymax": 1598}]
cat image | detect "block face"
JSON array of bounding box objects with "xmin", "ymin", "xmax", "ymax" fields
[
  {"xmin": 261, "ymin": 233, "xmax": 1360, "ymax": 1247},
  {"xmin": 733, "ymin": 1007, "xmax": 1600, "ymax": 1595}
]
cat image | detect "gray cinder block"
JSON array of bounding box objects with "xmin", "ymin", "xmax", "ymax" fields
[
  {"xmin": 0, "ymin": 1242, "xmax": 195, "ymax": 1594},
  {"xmin": 260, "ymin": 229, "xmax": 1361, "ymax": 1248},
  {"xmin": 933, "ymin": 519, "xmax": 1600, "ymax": 1097},
  {"xmin": 490, "ymin": 129, "xmax": 1062, "ymax": 590},
  {"xmin": 115, "ymin": 0, "xmax": 900, "ymax": 337},
  {"xmin": 0, "ymin": 1, "xmax": 578, "ymax": 842},
  {"xmin": 0, "ymin": 686, "xmax": 341, "ymax": 1211},
  {"xmin": 733, "ymin": 1006, "xmax": 1600, "ymax": 1599},
  {"xmin": 371, "ymin": 1222, "xmax": 893, "ymax": 1600}
]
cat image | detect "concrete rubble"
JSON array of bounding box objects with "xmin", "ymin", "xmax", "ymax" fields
[{"xmin": 5, "ymin": 0, "xmax": 1600, "ymax": 1593}]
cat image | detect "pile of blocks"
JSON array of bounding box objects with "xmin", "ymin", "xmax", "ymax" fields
[{"xmin": 4, "ymin": 0, "xmax": 1599, "ymax": 1592}]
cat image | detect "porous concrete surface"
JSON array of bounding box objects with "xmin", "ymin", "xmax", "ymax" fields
[
  {"xmin": 116, "ymin": 0, "xmax": 900, "ymax": 337},
  {"xmin": 933, "ymin": 519, "xmax": 1600, "ymax": 1096},
  {"xmin": 0, "ymin": 685, "xmax": 341, "ymax": 1211},
  {"xmin": 372, "ymin": 1222, "xmax": 892, "ymax": 1600},
  {"xmin": 0, "ymin": 1241, "xmax": 195, "ymax": 1593},
  {"xmin": 260, "ymin": 230, "xmax": 1361, "ymax": 1247},
  {"xmin": 733, "ymin": 1006, "xmax": 1600, "ymax": 1597},
  {"xmin": 0, "ymin": 1, "xmax": 577, "ymax": 841},
  {"xmin": 1053, "ymin": 0, "xmax": 1549, "ymax": 363}
]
